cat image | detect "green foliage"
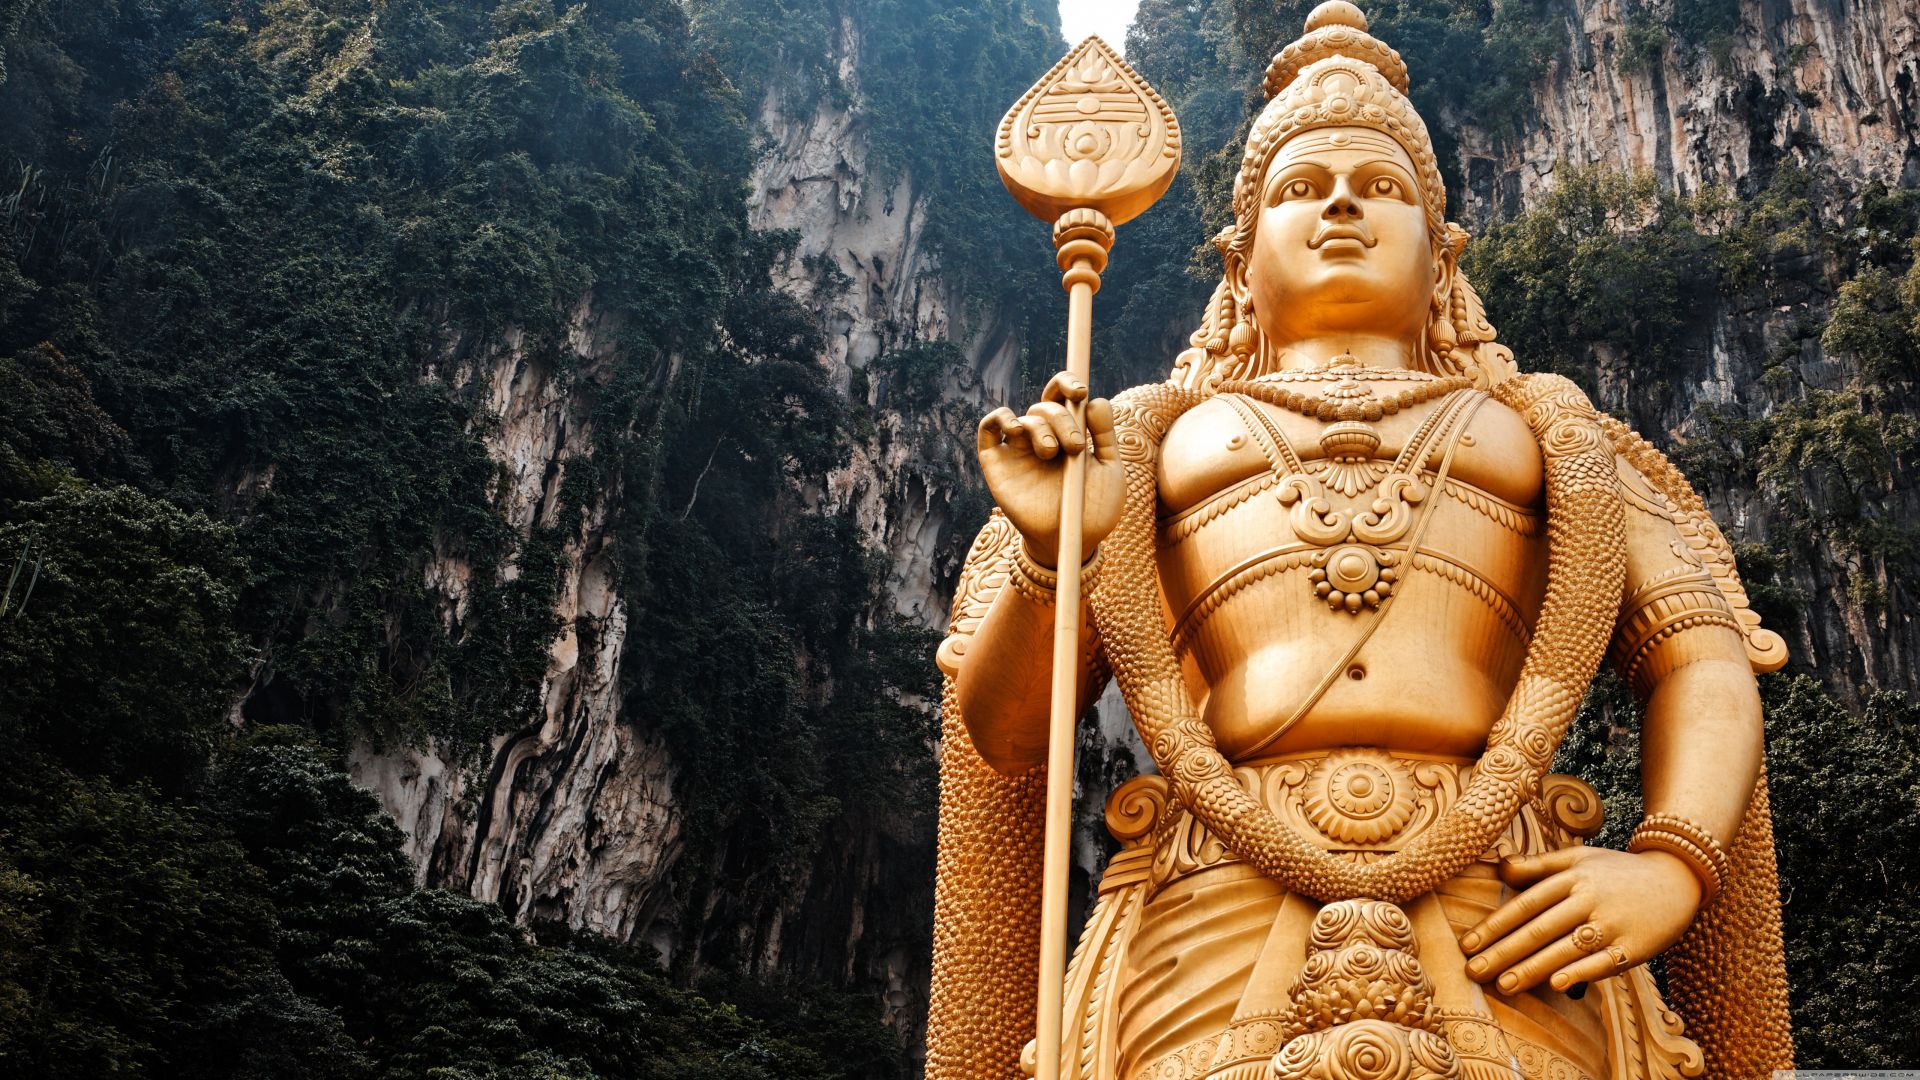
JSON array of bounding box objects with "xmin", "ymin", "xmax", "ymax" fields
[
  {"xmin": 0, "ymin": 0, "xmax": 924, "ymax": 1073},
  {"xmin": 1551, "ymin": 673, "xmax": 1644, "ymax": 852},
  {"xmin": 1821, "ymin": 260, "xmax": 1920, "ymax": 378},
  {"xmin": 213, "ymin": 740, "xmax": 885, "ymax": 1079},
  {"xmin": 1615, "ymin": 11, "xmax": 1665, "ymax": 75},
  {"xmin": 875, "ymin": 341, "xmax": 967, "ymax": 411},
  {"xmin": 1757, "ymin": 390, "xmax": 1920, "ymax": 496},
  {"xmin": 0, "ymin": 752, "xmax": 366, "ymax": 1079},
  {"xmin": 1668, "ymin": 0, "xmax": 1740, "ymax": 55},
  {"xmin": 1716, "ymin": 166, "xmax": 1822, "ymax": 288},
  {"xmin": 1228, "ymin": 0, "xmax": 1563, "ymax": 147},
  {"xmin": 1759, "ymin": 675, "xmax": 1920, "ymax": 1068},
  {"xmin": 1464, "ymin": 167, "xmax": 1720, "ymax": 384},
  {"xmin": 0, "ymin": 483, "xmax": 247, "ymax": 789},
  {"xmin": 213, "ymin": 733, "xmax": 417, "ymax": 973},
  {"xmin": 1749, "ymin": 390, "xmax": 1920, "ymax": 582},
  {"xmin": 0, "ymin": 718, "xmax": 909, "ymax": 1078}
]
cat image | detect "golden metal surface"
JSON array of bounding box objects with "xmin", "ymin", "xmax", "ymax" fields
[
  {"xmin": 931, "ymin": 4, "xmax": 1792, "ymax": 1079},
  {"xmin": 995, "ymin": 37, "xmax": 1182, "ymax": 226}
]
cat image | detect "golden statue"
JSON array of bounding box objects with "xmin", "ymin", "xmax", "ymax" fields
[{"xmin": 927, "ymin": 6, "xmax": 1796, "ymax": 1080}]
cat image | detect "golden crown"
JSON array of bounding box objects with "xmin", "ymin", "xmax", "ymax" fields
[{"xmin": 1233, "ymin": 1, "xmax": 1446, "ymax": 240}]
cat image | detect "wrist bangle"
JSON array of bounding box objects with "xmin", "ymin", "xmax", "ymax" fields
[
  {"xmin": 1627, "ymin": 814, "xmax": 1732, "ymax": 902},
  {"xmin": 1008, "ymin": 543, "xmax": 1103, "ymax": 607}
]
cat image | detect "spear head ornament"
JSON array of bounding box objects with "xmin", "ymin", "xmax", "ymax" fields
[{"xmin": 995, "ymin": 36, "xmax": 1182, "ymax": 227}]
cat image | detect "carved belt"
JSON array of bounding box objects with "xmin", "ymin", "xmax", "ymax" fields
[{"xmin": 1149, "ymin": 748, "xmax": 1603, "ymax": 893}]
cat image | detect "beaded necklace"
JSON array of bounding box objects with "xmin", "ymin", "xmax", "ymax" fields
[{"xmin": 1219, "ymin": 358, "xmax": 1475, "ymax": 498}]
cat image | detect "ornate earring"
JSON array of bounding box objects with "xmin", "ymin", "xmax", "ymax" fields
[
  {"xmin": 1427, "ymin": 303, "xmax": 1458, "ymax": 354},
  {"xmin": 1228, "ymin": 299, "xmax": 1259, "ymax": 359}
]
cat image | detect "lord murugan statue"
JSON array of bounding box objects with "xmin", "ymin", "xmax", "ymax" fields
[{"xmin": 926, "ymin": 6, "xmax": 1796, "ymax": 1079}]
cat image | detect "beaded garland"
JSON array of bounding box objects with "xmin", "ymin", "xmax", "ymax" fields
[{"xmin": 1228, "ymin": 367, "xmax": 1476, "ymax": 424}]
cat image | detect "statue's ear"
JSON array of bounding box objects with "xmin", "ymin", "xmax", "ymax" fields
[
  {"xmin": 1434, "ymin": 222, "xmax": 1471, "ymax": 311},
  {"xmin": 1214, "ymin": 224, "xmax": 1250, "ymax": 310},
  {"xmin": 1431, "ymin": 245, "xmax": 1457, "ymax": 313},
  {"xmin": 1225, "ymin": 248, "xmax": 1251, "ymax": 310}
]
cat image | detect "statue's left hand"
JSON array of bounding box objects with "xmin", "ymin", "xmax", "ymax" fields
[{"xmin": 1456, "ymin": 846, "xmax": 1703, "ymax": 995}]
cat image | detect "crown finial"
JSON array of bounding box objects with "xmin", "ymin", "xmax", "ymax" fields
[{"xmin": 1304, "ymin": 0, "xmax": 1368, "ymax": 33}]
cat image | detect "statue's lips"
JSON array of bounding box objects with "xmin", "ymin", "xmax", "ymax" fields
[{"xmin": 1309, "ymin": 225, "xmax": 1375, "ymax": 250}]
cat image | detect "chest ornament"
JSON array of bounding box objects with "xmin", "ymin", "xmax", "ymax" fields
[{"xmin": 1217, "ymin": 372, "xmax": 1475, "ymax": 613}]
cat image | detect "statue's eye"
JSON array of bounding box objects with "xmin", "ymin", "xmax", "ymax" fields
[
  {"xmin": 1368, "ymin": 177, "xmax": 1401, "ymax": 197},
  {"xmin": 1279, "ymin": 178, "xmax": 1315, "ymax": 201}
]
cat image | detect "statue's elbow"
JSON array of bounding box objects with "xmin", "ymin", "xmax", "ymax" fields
[{"xmin": 954, "ymin": 669, "xmax": 1049, "ymax": 775}]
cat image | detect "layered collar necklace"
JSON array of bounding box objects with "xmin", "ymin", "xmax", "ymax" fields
[{"xmin": 1218, "ymin": 355, "xmax": 1476, "ymax": 498}]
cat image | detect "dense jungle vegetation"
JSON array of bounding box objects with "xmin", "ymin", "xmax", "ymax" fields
[
  {"xmin": 1, "ymin": 0, "xmax": 1917, "ymax": 1074},
  {"xmin": 0, "ymin": 0, "xmax": 1060, "ymax": 1074}
]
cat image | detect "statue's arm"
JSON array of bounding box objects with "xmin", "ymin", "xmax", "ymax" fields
[
  {"xmin": 1460, "ymin": 457, "xmax": 1764, "ymax": 994},
  {"xmin": 953, "ymin": 546, "xmax": 1105, "ymax": 774},
  {"xmin": 1610, "ymin": 457, "xmax": 1764, "ymax": 846},
  {"xmin": 956, "ymin": 372, "xmax": 1127, "ymax": 775}
]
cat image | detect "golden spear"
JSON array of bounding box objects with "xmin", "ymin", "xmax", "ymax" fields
[{"xmin": 993, "ymin": 36, "xmax": 1181, "ymax": 1080}]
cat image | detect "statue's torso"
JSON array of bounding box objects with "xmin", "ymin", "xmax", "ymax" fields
[{"xmin": 1154, "ymin": 385, "xmax": 1547, "ymax": 761}]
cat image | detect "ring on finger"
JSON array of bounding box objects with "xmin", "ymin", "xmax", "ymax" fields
[
  {"xmin": 1569, "ymin": 922, "xmax": 1607, "ymax": 954},
  {"xmin": 1606, "ymin": 944, "xmax": 1630, "ymax": 972}
]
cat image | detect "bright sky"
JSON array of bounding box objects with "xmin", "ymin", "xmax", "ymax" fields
[{"xmin": 1058, "ymin": 0, "xmax": 1141, "ymax": 54}]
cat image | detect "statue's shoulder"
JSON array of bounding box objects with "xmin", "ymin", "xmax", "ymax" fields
[
  {"xmin": 1487, "ymin": 371, "xmax": 1600, "ymax": 419},
  {"xmin": 1108, "ymin": 380, "xmax": 1208, "ymax": 453},
  {"xmin": 1588, "ymin": 403, "xmax": 1793, "ymax": 674}
]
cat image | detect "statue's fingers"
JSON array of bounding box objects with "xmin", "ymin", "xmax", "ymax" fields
[
  {"xmin": 1041, "ymin": 370, "xmax": 1089, "ymax": 405},
  {"xmin": 1087, "ymin": 398, "xmax": 1118, "ymax": 464},
  {"xmin": 989, "ymin": 408, "xmax": 1037, "ymax": 455},
  {"xmin": 1028, "ymin": 401, "xmax": 1085, "ymax": 454},
  {"xmin": 1459, "ymin": 872, "xmax": 1573, "ymax": 954},
  {"xmin": 1493, "ymin": 936, "xmax": 1590, "ymax": 995},
  {"xmin": 978, "ymin": 407, "xmax": 1020, "ymax": 453},
  {"xmin": 1018, "ymin": 415, "xmax": 1060, "ymax": 460},
  {"xmin": 1550, "ymin": 949, "xmax": 1628, "ymax": 993},
  {"xmin": 1496, "ymin": 847, "xmax": 1584, "ymax": 888},
  {"xmin": 1462, "ymin": 897, "xmax": 1584, "ymax": 984}
]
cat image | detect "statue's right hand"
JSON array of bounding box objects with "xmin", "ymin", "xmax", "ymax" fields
[{"xmin": 976, "ymin": 371, "xmax": 1126, "ymax": 567}]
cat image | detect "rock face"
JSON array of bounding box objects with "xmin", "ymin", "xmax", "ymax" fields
[
  {"xmin": 347, "ymin": 8, "xmax": 1049, "ymax": 1050},
  {"xmin": 351, "ymin": 305, "xmax": 685, "ymax": 945},
  {"xmin": 744, "ymin": 24, "xmax": 1023, "ymax": 624},
  {"xmin": 1455, "ymin": 0, "xmax": 1918, "ymax": 225}
]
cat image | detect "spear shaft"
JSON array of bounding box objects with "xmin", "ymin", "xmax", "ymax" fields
[{"xmin": 1035, "ymin": 216, "xmax": 1107, "ymax": 1080}]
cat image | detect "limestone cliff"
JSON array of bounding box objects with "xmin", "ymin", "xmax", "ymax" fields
[
  {"xmin": 1453, "ymin": 0, "xmax": 1916, "ymax": 223},
  {"xmin": 350, "ymin": 304, "xmax": 684, "ymax": 944},
  {"xmin": 746, "ymin": 23, "xmax": 1021, "ymax": 622},
  {"xmin": 346, "ymin": 4, "xmax": 1062, "ymax": 1053}
]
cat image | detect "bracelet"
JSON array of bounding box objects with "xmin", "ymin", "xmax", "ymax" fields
[
  {"xmin": 1007, "ymin": 543, "xmax": 1104, "ymax": 608},
  {"xmin": 1627, "ymin": 814, "xmax": 1732, "ymax": 902}
]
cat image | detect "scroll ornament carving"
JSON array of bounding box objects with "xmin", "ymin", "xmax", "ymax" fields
[{"xmin": 1272, "ymin": 900, "xmax": 1461, "ymax": 1079}]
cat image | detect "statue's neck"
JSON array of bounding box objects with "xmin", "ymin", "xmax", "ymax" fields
[{"xmin": 1265, "ymin": 333, "xmax": 1415, "ymax": 372}]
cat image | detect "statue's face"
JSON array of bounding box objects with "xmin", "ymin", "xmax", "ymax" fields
[{"xmin": 1239, "ymin": 126, "xmax": 1438, "ymax": 349}]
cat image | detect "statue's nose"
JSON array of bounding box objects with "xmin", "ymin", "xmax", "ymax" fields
[{"xmin": 1323, "ymin": 176, "xmax": 1363, "ymax": 220}]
